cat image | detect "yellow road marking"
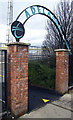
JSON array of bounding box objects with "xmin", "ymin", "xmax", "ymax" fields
[
  {"xmin": 0, "ymin": 47, "xmax": 7, "ymax": 50},
  {"xmin": 29, "ymin": 48, "xmax": 51, "ymax": 50},
  {"xmin": 42, "ymin": 99, "xmax": 50, "ymax": 103},
  {"xmin": 0, "ymin": 75, "xmax": 4, "ymax": 77}
]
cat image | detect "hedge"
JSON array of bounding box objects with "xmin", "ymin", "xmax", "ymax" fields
[{"xmin": 28, "ymin": 58, "xmax": 56, "ymax": 89}]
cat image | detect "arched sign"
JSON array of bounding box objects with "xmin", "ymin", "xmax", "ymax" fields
[{"xmin": 11, "ymin": 5, "xmax": 71, "ymax": 54}]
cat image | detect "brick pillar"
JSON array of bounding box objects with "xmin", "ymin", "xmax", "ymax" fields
[
  {"xmin": 55, "ymin": 49, "xmax": 69, "ymax": 94},
  {"xmin": 6, "ymin": 42, "xmax": 30, "ymax": 117}
]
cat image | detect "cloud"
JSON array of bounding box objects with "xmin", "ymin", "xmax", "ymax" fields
[
  {"xmin": 30, "ymin": 38, "xmax": 45, "ymax": 46},
  {"xmin": 1, "ymin": 0, "xmax": 68, "ymax": 46},
  {"xmin": 0, "ymin": 23, "xmax": 46, "ymax": 45},
  {"xmin": 25, "ymin": 28, "xmax": 46, "ymax": 38},
  {"xmin": 0, "ymin": 24, "xmax": 7, "ymax": 43},
  {"xmin": 20, "ymin": 28, "xmax": 47, "ymax": 46}
]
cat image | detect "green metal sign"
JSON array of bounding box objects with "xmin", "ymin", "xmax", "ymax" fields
[{"xmin": 11, "ymin": 5, "xmax": 71, "ymax": 54}]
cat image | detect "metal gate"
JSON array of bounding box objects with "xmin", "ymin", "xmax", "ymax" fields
[
  {"xmin": 0, "ymin": 50, "xmax": 8, "ymax": 117},
  {"xmin": 28, "ymin": 46, "xmax": 56, "ymax": 89},
  {"xmin": 69, "ymin": 54, "xmax": 73, "ymax": 86}
]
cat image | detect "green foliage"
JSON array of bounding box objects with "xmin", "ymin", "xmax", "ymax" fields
[{"xmin": 28, "ymin": 59, "xmax": 56, "ymax": 89}]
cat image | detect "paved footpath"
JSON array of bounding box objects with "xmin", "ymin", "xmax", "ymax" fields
[
  {"xmin": 19, "ymin": 91, "xmax": 73, "ymax": 119},
  {"xmin": 1, "ymin": 86, "xmax": 73, "ymax": 119}
]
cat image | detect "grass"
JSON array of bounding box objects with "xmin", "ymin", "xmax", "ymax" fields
[{"xmin": 28, "ymin": 58, "xmax": 56, "ymax": 89}]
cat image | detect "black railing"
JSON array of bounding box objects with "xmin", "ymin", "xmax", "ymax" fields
[
  {"xmin": 0, "ymin": 50, "xmax": 8, "ymax": 117},
  {"xmin": 28, "ymin": 46, "xmax": 56, "ymax": 90},
  {"xmin": 28, "ymin": 46, "xmax": 54, "ymax": 61},
  {"xmin": 69, "ymin": 54, "xmax": 73, "ymax": 86}
]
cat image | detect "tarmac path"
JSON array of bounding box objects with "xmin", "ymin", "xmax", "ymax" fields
[
  {"xmin": 0, "ymin": 85, "xmax": 73, "ymax": 119},
  {"xmin": 20, "ymin": 85, "xmax": 73, "ymax": 119},
  {"xmin": 28, "ymin": 85, "xmax": 62, "ymax": 112}
]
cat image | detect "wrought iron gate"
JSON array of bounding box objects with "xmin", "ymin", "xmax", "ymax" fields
[
  {"xmin": 28, "ymin": 46, "xmax": 56, "ymax": 89},
  {"xmin": 0, "ymin": 50, "xmax": 8, "ymax": 117},
  {"xmin": 69, "ymin": 54, "xmax": 73, "ymax": 86}
]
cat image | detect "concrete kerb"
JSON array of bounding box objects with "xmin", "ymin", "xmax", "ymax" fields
[{"xmin": 17, "ymin": 89, "xmax": 73, "ymax": 119}]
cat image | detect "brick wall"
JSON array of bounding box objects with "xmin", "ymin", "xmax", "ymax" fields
[
  {"xmin": 7, "ymin": 42, "xmax": 30, "ymax": 117},
  {"xmin": 7, "ymin": 44, "xmax": 69, "ymax": 117},
  {"xmin": 55, "ymin": 49, "xmax": 69, "ymax": 94}
]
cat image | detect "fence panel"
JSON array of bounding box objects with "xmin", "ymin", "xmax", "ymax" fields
[
  {"xmin": 69, "ymin": 54, "xmax": 73, "ymax": 86},
  {"xmin": 0, "ymin": 50, "xmax": 8, "ymax": 117},
  {"xmin": 28, "ymin": 46, "xmax": 56, "ymax": 90}
]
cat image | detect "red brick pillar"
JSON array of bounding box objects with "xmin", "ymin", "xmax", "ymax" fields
[
  {"xmin": 6, "ymin": 42, "xmax": 30, "ymax": 117},
  {"xmin": 55, "ymin": 49, "xmax": 69, "ymax": 94}
]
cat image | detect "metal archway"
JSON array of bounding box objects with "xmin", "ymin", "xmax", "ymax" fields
[{"xmin": 11, "ymin": 5, "xmax": 71, "ymax": 54}]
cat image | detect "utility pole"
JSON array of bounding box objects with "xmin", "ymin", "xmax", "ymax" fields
[{"xmin": 6, "ymin": 0, "xmax": 13, "ymax": 43}]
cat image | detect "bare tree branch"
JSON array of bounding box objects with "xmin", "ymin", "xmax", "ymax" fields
[{"xmin": 42, "ymin": 0, "xmax": 73, "ymax": 55}]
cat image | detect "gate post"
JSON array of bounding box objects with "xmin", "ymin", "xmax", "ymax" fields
[
  {"xmin": 55, "ymin": 49, "xmax": 69, "ymax": 94},
  {"xmin": 6, "ymin": 42, "xmax": 30, "ymax": 117}
]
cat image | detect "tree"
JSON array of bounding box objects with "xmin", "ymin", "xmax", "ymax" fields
[{"xmin": 42, "ymin": 0, "xmax": 73, "ymax": 55}]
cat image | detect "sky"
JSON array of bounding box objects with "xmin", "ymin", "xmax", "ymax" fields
[{"xmin": 0, "ymin": 0, "xmax": 72, "ymax": 46}]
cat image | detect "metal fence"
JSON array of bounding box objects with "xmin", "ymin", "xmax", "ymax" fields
[
  {"xmin": 28, "ymin": 46, "xmax": 53, "ymax": 61},
  {"xmin": 0, "ymin": 50, "xmax": 8, "ymax": 117},
  {"xmin": 0, "ymin": 45, "xmax": 72, "ymax": 115},
  {"xmin": 28, "ymin": 46, "xmax": 56, "ymax": 89},
  {"xmin": 69, "ymin": 54, "xmax": 73, "ymax": 86},
  {"xmin": 28, "ymin": 46, "xmax": 73, "ymax": 88},
  {"xmin": 0, "ymin": 43, "xmax": 7, "ymax": 50}
]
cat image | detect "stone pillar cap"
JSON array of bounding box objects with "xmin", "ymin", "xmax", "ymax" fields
[
  {"xmin": 6, "ymin": 42, "xmax": 31, "ymax": 46},
  {"xmin": 54, "ymin": 49, "xmax": 71, "ymax": 52}
]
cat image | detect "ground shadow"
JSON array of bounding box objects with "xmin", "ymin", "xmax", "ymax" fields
[{"xmin": 28, "ymin": 85, "xmax": 62, "ymax": 113}]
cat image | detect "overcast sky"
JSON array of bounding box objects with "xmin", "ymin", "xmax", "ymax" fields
[{"xmin": 0, "ymin": 0, "xmax": 72, "ymax": 46}]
